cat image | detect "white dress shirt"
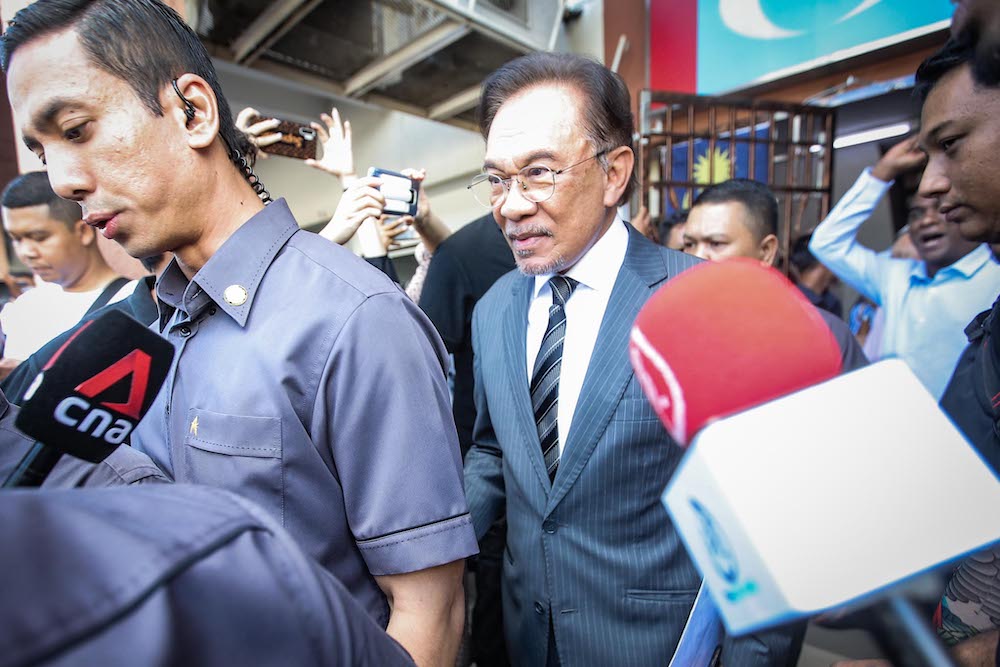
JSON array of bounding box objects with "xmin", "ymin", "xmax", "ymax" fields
[{"xmin": 526, "ymin": 218, "xmax": 629, "ymax": 455}]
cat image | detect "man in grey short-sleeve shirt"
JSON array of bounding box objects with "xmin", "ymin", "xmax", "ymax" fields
[
  {"xmin": 2, "ymin": 2, "xmax": 475, "ymax": 664},
  {"xmin": 141, "ymin": 199, "xmax": 477, "ymax": 625}
]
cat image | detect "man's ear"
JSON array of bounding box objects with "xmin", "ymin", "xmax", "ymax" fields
[
  {"xmin": 168, "ymin": 73, "xmax": 221, "ymax": 151},
  {"xmin": 602, "ymin": 145, "xmax": 635, "ymax": 208},
  {"xmin": 73, "ymin": 219, "xmax": 96, "ymax": 247},
  {"xmin": 759, "ymin": 233, "xmax": 779, "ymax": 267}
]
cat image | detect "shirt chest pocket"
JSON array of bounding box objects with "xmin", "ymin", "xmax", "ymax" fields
[{"xmin": 181, "ymin": 408, "xmax": 284, "ymax": 523}]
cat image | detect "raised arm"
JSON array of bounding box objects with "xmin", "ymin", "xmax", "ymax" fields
[{"xmin": 809, "ymin": 138, "xmax": 926, "ymax": 304}]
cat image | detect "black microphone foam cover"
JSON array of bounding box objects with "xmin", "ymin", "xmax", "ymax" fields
[{"xmin": 15, "ymin": 310, "xmax": 174, "ymax": 463}]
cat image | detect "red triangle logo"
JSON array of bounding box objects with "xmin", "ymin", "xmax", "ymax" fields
[{"xmin": 75, "ymin": 349, "xmax": 152, "ymax": 420}]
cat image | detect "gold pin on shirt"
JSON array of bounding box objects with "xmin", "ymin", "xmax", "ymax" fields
[
  {"xmin": 224, "ymin": 284, "xmax": 248, "ymax": 306},
  {"xmin": 190, "ymin": 416, "xmax": 199, "ymax": 436}
]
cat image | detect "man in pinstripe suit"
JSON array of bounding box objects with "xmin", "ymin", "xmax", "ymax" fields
[{"xmin": 463, "ymin": 53, "xmax": 804, "ymax": 666}]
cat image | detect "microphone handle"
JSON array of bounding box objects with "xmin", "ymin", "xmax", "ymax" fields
[{"xmin": 2, "ymin": 442, "xmax": 63, "ymax": 488}]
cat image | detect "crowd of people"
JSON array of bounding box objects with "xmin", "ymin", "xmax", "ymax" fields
[{"xmin": 0, "ymin": 0, "xmax": 997, "ymax": 665}]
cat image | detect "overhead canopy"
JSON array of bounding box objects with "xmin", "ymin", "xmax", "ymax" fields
[{"xmin": 193, "ymin": 0, "xmax": 565, "ymax": 130}]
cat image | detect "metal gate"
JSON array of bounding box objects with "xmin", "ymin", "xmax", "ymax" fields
[{"xmin": 637, "ymin": 90, "xmax": 836, "ymax": 270}]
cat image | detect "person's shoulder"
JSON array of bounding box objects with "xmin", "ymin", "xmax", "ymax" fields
[
  {"xmin": 437, "ymin": 215, "xmax": 499, "ymax": 257},
  {"xmin": 279, "ymin": 229, "xmax": 401, "ymax": 299},
  {"xmin": 816, "ymin": 307, "xmax": 870, "ymax": 371},
  {"xmin": 660, "ymin": 245, "xmax": 701, "ymax": 271},
  {"xmin": 478, "ymin": 267, "xmax": 524, "ymax": 312},
  {"xmin": 629, "ymin": 230, "xmax": 701, "ymax": 274},
  {"xmin": 104, "ymin": 278, "xmax": 140, "ymax": 306},
  {"xmin": 817, "ymin": 307, "xmax": 850, "ymax": 335}
]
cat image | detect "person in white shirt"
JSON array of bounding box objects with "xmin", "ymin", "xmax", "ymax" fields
[
  {"xmin": 809, "ymin": 137, "xmax": 1000, "ymax": 398},
  {"xmin": 0, "ymin": 172, "xmax": 133, "ymax": 375}
]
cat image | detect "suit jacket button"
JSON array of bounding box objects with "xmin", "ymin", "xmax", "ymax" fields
[
  {"xmin": 534, "ymin": 601, "xmax": 545, "ymax": 615},
  {"xmin": 543, "ymin": 519, "xmax": 556, "ymax": 534}
]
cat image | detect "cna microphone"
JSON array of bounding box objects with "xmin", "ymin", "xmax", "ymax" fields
[
  {"xmin": 630, "ymin": 260, "xmax": 999, "ymax": 667},
  {"xmin": 3, "ymin": 310, "xmax": 174, "ymax": 487}
]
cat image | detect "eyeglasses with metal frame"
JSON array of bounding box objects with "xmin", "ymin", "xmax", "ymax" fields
[{"xmin": 467, "ymin": 149, "xmax": 609, "ymax": 208}]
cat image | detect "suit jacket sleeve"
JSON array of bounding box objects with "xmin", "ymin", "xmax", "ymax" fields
[{"xmin": 463, "ymin": 301, "xmax": 505, "ymax": 541}]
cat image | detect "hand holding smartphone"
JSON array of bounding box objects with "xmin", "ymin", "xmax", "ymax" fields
[
  {"xmin": 252, "ymin": 115, "xmax": 319, "ymax": 161},
  {"xmin": 367, "ymin": 168, "xmax": 420, "ymax": 217}
]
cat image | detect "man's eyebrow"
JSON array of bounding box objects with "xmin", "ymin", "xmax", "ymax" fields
[
  {"xmin": 483, "ymin": 150, "xmax": 559, "ymax": 173},
  {"xmin": 29, "ymin": 97, "xmax": 77, "ymax": 133},
  {"xmin": 20, "ymin": 98, "xmax": 81, "ymax": 152}
]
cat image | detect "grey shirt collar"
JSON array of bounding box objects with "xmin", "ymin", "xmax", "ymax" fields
[{"xmin": 156, "ymin": 199, "xmax": 298, "ymax": 329}]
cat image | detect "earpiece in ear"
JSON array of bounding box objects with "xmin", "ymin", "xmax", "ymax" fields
[{"xmin": 171, "ymin": 79, "xmax": 196, "ymax": 123}]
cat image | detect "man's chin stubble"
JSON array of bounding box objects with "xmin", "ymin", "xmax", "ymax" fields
[{"xmin": 516, "ymin": 251, "xmax": 567, "ymax": 276}]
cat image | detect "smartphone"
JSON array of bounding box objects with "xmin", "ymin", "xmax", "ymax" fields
[
  {"xmin": 368, "ymin": 168, "xmax": 420, "ymax": 217},
  {"xmin": 256, "ymin": 116, "xmax": 318, "ymax": 161}
]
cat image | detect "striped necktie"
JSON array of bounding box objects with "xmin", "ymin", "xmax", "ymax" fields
[{"xmin": 530, "ymin": 275, "xmax": 578, "ymax": 482}]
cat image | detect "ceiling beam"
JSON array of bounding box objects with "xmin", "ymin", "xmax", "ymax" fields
[
  {"xmin": 441, "ymin": 117, "xmax": 479, "ymax": 134},
  {"xmin": 243, "ymin": 0, "xmax": 324, "ymax": 66},
  {"xmin": 218, "ymin": 56, "xmax": 479, "ymax": 133},
  {"xmin": 362, "ymin": 92, "xmax": 479, "ymax": 133},
  {"xmin": 343, "ymin": 20, "xmax": 471, "ymax": 97},
  {"xmin": 427, "ymin": 85, "xmax": 481, "ymax": 121},
  {"xmin": 411, "ymin": 0, "xmax": 536, "ymax": 54},
  {"xmin": 248, "ymin": 60, "xmax": 347, "ymax": 98},
  {"xmin": 231, "ymin": 0, "xmax": 316, "ymax": 63}
]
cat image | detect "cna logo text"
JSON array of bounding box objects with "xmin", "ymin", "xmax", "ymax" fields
[{"xmin": 53, "ymin": 349, "xmax": 152, "ymax": 444}]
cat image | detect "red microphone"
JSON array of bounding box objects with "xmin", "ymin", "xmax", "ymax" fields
[{"xmin": 628, "ymin": 258, "xmax": 842, "ymax": 445}]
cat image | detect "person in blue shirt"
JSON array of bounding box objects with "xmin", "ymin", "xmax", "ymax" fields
[{"xmin": 809, "ymin": 137, "xmax": 999, "ymax": 399}]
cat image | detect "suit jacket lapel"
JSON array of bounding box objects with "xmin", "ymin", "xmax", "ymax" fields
[
  {"xmin": 547, "ymin": 227, "xmax": 670, "ymax": 510},
  {"xmin": 502, "ymin": 275, "xmax": 552, "ymax": 491}
]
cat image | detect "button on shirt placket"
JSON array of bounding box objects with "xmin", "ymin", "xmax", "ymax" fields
[{"xmin": 159, "ymin": 286, "xmax": 212, "ymax": 470}]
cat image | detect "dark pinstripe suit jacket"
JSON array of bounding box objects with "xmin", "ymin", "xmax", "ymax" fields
[{"xmin": 465, "ymin": 226, "xmax": 803, "ymax": 666}]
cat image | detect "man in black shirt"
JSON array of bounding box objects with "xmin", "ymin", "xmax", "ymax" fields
[
  {"xmin": 683, "ymin": 179, "xmax": 869, "ymax": 371},
  {"xmin": 418, "ymin": 213, "xmax": 515, "ymax": 667},
  {"xmin": 914, "ymin": 9, "xmax": 1000, "ymax": 665},
  {"xmin": 917, "ymin": 39, "xmax": 1000, "ymax": 472},
  {"xmin": 419, "ymin": 214, "xmax": 516, "ymax": 454}
]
